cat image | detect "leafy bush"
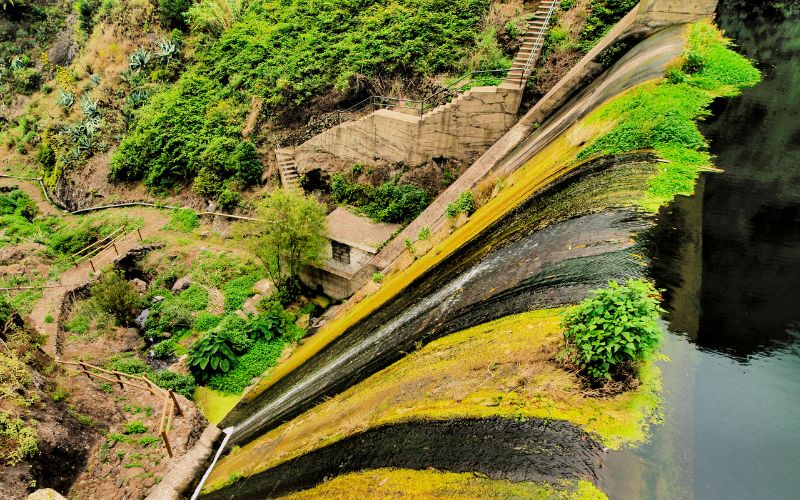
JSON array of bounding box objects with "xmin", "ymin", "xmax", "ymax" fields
[
  {"xmin": 245, "ymin": 301, "xmax": 293, "ymax": 342},
  {"xmin": 446, "ymin": 190, "xmax": 475, "ymax": 219},
  {"xmin": 123, "ymin": 421, "xmax": 147, "ymax": 434},
  {"xmin": 561, "ymin": 279, "xmax": 664, "ymax": 380},
  {"xmin": 149, "ymin": 369, "xmax": 196, "ymax": 398},
  {"xmin": 92, "ymin": 271, "xmax": 142, "ymax": 326},
  {"xmin": 217, "ymin": 189, "xmax": 241, "ymax": 212},
  {"xmin": 178, "ymin": 284, "xmax": 209, "ymax": 311},
  {"xmin": 150, "ymin": 338, "xmax": 177, "ymax": 359},
  {"xmin": 0, "ymin": 412, "xmax": 37, "ymax": 465},
  {"xmin": 158, "ymin": 0, "xmax": 190, "ymax": 30},
  {"xmin": 330, "ymin": 174, "xmax": 431, "ymax": 224},
  {"xmin": 187, "ymin": 321, "xmax": 250, "ymax": 383},
  {"xmin": 77, "ymin": 0, "xmax": 100, "ymax": 33},
  {"xmin": 143, "ymin": 298, "xmax": 192, "ymax": 338},
  {"xmin": 0, "ymin": 189, "xmax": 37, "ymax": 221},
  {"xmin": 186, "ymin": 0, "xmax": 245, "ymax": 36}
]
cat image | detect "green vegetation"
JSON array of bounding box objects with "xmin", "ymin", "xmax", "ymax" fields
[
  {"xmin": 0, "ymin": 412, "xmax": 38, "ymax": 465},
  {"xmin": 579, "ymin": 0, "xmax": 638, "ymax": 51},
  {"xmin": 110, "ymin": 0, "xmax": 497, "ymax": 193},
  {"xmin": 123, "ymin": 421, "xmax": 148, "ymax": 435},
  {"xmin": 187, "ymin": 301, "xmax": 303, "ymax": 392},
  {"xmin": 578, "ymin": 22, "xmax": 761, "ymax": 211},
  {"xmin": 164, "ymin": 208, "xmax": 200, "ymax": 233},
  {"xmin": 105, "ymin": 355, "xmax": 196, "ymax": 399},
  {"xmin": 91, "ymin": 270, "xmax": 142, "ymax": 326},
  {"xmin": 445, "ymin": 190, "xmax": 475, "ymax": 219},
  {"xmin": 330, "ymin": 174, "xmax": 431, "ymax": 224},
  {"xmin": 561, "ymin": 279, "xmax": 664, "ymax": 381},
  {"xmin": 239, "ymin": 189, "xmax": 326, "ymax": 295}
]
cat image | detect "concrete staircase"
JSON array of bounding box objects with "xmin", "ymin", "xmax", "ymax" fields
[
  {"xmin": 275, "ymin": 147, "xmax": 301, "ymax": 190},
  {"xmin": 505, "ymin": 0, "xmax": 559, "ymax": 86}
]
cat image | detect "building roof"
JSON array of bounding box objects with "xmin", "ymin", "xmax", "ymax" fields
[{"xmin": 326, "ymin": 207, "xmax": 401, "ymax": 253}]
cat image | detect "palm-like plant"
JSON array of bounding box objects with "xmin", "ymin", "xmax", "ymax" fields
[
  {"xmin": 89, "ymin": 73, "xmax": 101, "ymax": 86},
  {"xmin": 80, "ymin": 94, "xmax": 100, "ymax": 118},
  {"xmin": 156, "ymin": 37, "xmax": 179, "ymax": 64},
  {"xmin": 57, "ymin": 90, "xmax": 75, "ymax": 108},
  {"xmin": 9, "ymin": 55, "xmax": 29, "ymax": 71},
  {"xmin": 128, "ymin": 47, "xmax": 152, "ymax": 72},
  {"xmin": 83, "ymin": 116, "xmax": 103, "ymax": 137},
  {"xmin": 127, "ymin": 89, "xmax": 150, "ymax": 109}
]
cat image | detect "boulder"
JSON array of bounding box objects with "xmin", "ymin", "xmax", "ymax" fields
[
  {"xmin": 172, "ymin": 276, "xmax": 192, "ymax": 292},
  {"xmin": 28, "ymin": 489, "xmax": 66, "ymax": 500},
  {"xmin": 242, "ymin": 294, "xmax": 262, "ymax": 316},
  {"xmin": 253, "ymin": 279, "xmax": 274, "ymax": 297},
  {"xmin": 131, "ymin": 278, "xmax": 148, "ymax": 294}
]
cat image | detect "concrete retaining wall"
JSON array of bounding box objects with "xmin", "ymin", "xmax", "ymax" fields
[{"xmin": 294, "ymin": 85, "xmax": 523, "ymax": 171}]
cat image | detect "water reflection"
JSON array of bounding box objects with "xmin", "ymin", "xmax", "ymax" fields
[{"xmin": 600, "ymin": 2, "xmax": 800, "ymax": 498}]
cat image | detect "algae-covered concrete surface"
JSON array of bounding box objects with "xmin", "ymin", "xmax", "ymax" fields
[
  {"xmin": 280, "ymin": 469, "xmax": 606, "ymax": 500},
  {"xmin": 204, "ymin": 309, "xmax": 660, "ymax": 493}
]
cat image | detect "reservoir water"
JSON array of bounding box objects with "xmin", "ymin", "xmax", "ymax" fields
[{"xmin": 600, "ymin": 2, "xmax": 800, "ymax": 498}]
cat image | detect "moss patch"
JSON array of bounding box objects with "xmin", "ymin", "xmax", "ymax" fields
[
  {"xmin": 206, "ymin": 309, "xmax": 660, "ymax": 491},
  {"xmin": 194, "ymin": 387, "xmax": 241, "ymax": 425},
  {"xmin": 578, "ymin": 21, "xmax": 761, "ymax": 211},
  {"xmin": 280, "ymin": 469, "xmax": 606, "ymax": 499}
]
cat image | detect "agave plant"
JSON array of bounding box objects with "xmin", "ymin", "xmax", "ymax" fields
[
  {"xmin": 156, "ymin": 37, "xmax": 179, "ymax": 64},
  {"xmin": 128, "ymin": 47, "xmax": 152, "ymax": 72},
  {"xmin": 127, "ymin": 89, "xmax": 150, "ymax": 109},
  {"xmin": 89, "ymin": 73, "xmax": 101, "ymax": 86},
  {"xmin": 57, "ymin": 90, "xmax": 74, "ymax": 108},
  {"xmin": 9, "ymin": 55, "xmax": 29, "ymax": 71},
  {"xmin": 83, "ymin": 116, "xmax": 103, "ymax": 137},
  {"xmin": 80, "ymin": 94, "xmax": 100, "ymax": 118}
]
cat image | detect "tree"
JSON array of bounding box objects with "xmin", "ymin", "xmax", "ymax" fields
[
  {"xmin": 91, "ymin": 270, "xmax": 142, "ymax": 326},
  {"xmin": 239, "ymin": 189, "xmax": 327, "ymax": 295}
]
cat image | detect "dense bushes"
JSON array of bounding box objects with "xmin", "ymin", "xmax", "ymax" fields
[
  {"xmin": 330, "ymin": 174, "xmax": 431, "ymax": 224},
  {"xmin": 112, "ymin": 0, "xmax": 494, "ymax": 191},
  {"xmin": 105, "ymin": 356, "xmax": 196, "ymax": 399},
  {"xmin": 561, "ymin": 279, "xmax": 664, "ymax": 381},
  {"xmin": 578, "ymin": 0, "xmax": 638, "ymax": 51},
  {"xmin": 0, "ymin": 189, "xmax": 37, "ymax": 221},
  {"xmin": 445, "ymin": 190, "xmax": 475, "ymax": 219},
  {"xmin": 91, "ymin": 271, "xmax": 142, "ymax": 326}
]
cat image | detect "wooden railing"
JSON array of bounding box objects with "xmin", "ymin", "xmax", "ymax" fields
[
  {"xmin": 58, "ymin": 360, "xmax": 184, "ymax": 457},
  {"xmin": 69, "ymin": 225, "xmax": 143, "ymax": 273}
]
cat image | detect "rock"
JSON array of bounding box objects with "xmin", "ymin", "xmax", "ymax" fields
[
  {"xmin": 235, "ymin": 310, "xmax": 249, "ymax": 321},
  {"xmin": 171, "ymin": 276, "xmax": 192, "ymax": 292},
  {"xmin": 134, "ymin": 309, "xmax": 149, "ymax": 329},
  {"xmin": 131, "ymin": 278, "xmax": 148, "ymax": 294},
  {"xmin": 295, "ymin": 313, "xmax": 311, "ymax": 329},
  {"xmin": 28, "ymin": 489, "xmax": 67, "ymax": 500},
  {"xmin": 253, "ymin": 279, "xmax": 274, "ymax": 297},
  {"xmin": 242, "ymin": 294, "xmax": 262, "ymax": 315},
  {"xmin": 152, "ymin": 296, "xmax": 165, "ymax": 303}
]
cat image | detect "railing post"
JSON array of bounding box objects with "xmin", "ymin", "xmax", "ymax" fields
[
  {"xmin": 89, "ymin": 260, "xmax": 95, "ymax": 273},
  {"xmin": 137, "ymin": 228, "xmax": 143, "ymax": 241},
  {"xmin": 168, "ymin": 390, "xmax": 184, "ymax": 416}
]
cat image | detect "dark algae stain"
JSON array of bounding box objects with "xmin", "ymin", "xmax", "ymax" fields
[{"xmin": 203, "ymin": 417, "xmax": 603, "ymax": 499}]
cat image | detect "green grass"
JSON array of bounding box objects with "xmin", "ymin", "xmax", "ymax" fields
[
  {"xmin": 577, "ymin": 22, "xmax": 761, "ymax": 211},
  {"xmin": 163, "ymin": 208, "xmax": 200, "ymax": 233},
  {"xmin": 222, "ymin": 273, "xmax": 264, "ymax": 312}
]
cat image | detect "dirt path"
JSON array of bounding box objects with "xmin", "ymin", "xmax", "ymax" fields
[{"xmin": 29, "ymin": 208, "xmax": 172, "ymax": 355}]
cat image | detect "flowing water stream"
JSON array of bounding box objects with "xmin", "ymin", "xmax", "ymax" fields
[{"xmin": 599, "ymin": 2, "xmax": 800, "ymax": 498}]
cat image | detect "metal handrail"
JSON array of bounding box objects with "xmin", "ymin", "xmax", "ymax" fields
[{"xmin": 513, "ymin": 1, "xmax": 559, "ymax": 87}]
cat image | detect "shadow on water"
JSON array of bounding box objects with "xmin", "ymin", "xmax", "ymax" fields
[{"xmin": 600, "ymin": 2, "xmax": 800, "ymax": 498}]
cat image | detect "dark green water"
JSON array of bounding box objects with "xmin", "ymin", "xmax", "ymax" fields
[{"xmin": 600, "ymin": 2, "xmax": 800, "ymax": 498}]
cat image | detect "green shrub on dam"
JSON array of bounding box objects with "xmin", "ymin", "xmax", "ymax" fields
[
  {"xmin": 561, "ymin": 279, "xmax": 664, "ymax": 381},
  {"xmin": 577, "ymin": 21, "xmax": 761, "ymax": 211}
]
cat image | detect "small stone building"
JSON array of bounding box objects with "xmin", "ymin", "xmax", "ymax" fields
[{"xmin": 301, "ymin": 207, "xmax": 400, "ymax": 300}]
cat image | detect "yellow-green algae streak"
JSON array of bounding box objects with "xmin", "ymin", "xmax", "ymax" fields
[
  {"xmin": 207, "ymin": 21, "xmax": 760, "ymax": 495},
  {"xmin": 205, "ymin": 310, "xmax": 660, "ymax": 492},
  {"xmin": 280, "ymin": 469, "xmax": 606, "ymax": 500},
  {"xmin": 195, "ymin": 387, "xmax": 242, "ymax": 425}
]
